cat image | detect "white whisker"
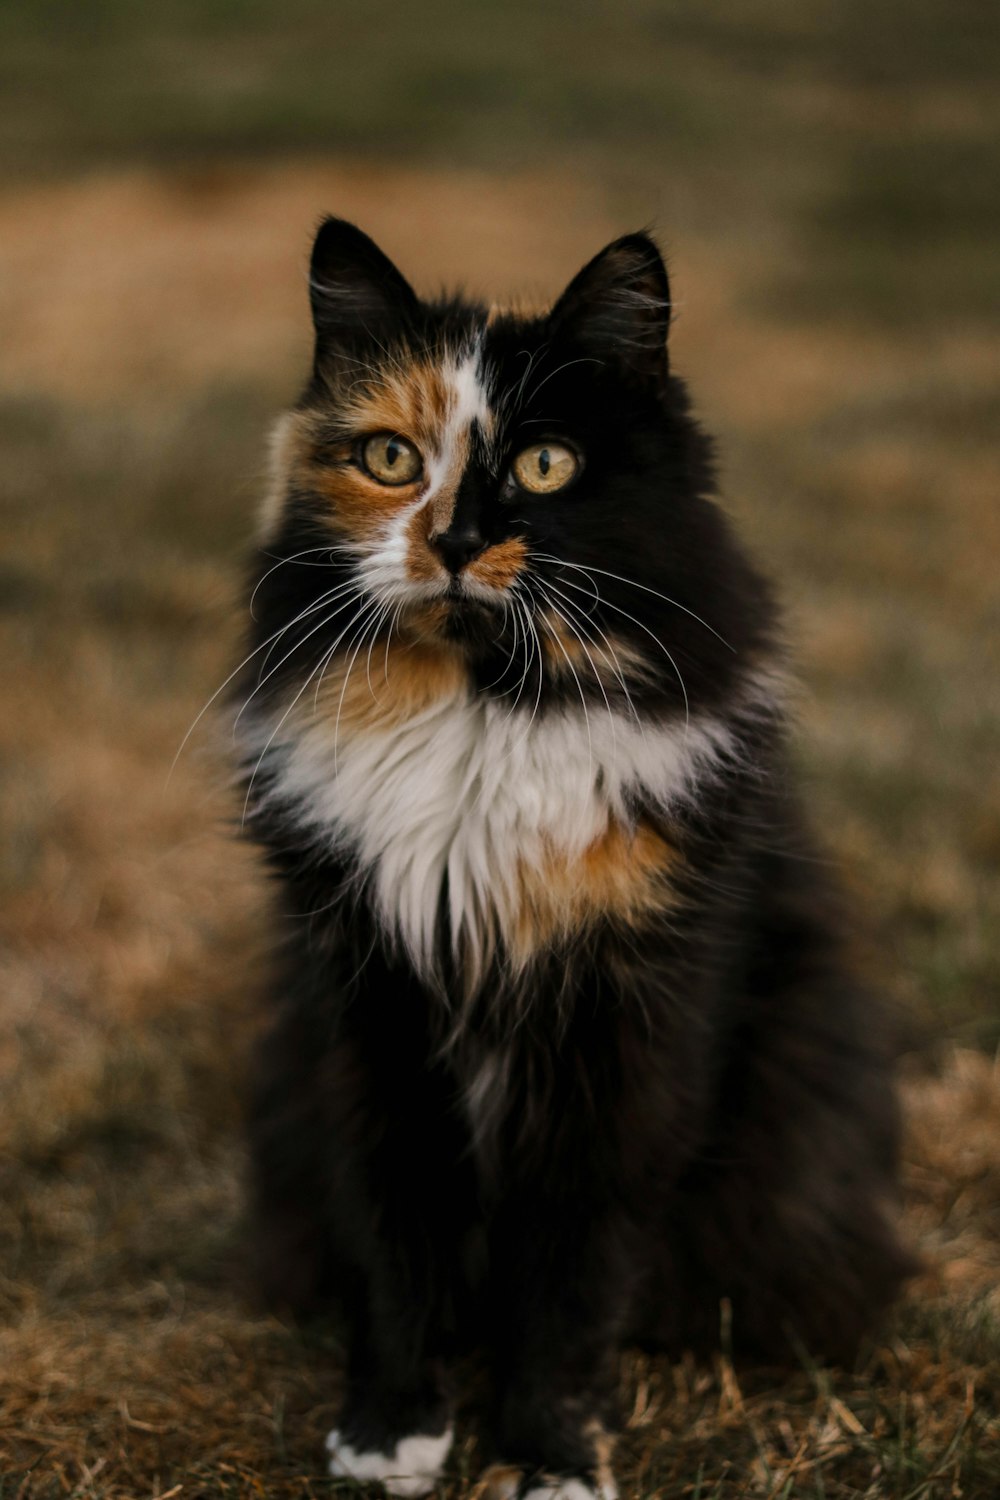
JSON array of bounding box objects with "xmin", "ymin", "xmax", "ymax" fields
[
  {"xmin": 168, "ymin": 582, "xmax": 352, "ymax": 785},
  {"xmin": 534, "ymin": 580, "xmax": 617, "ymax": 770},
  {"xmin": 524, "ymin": 356, "xmax": 603, "ymax": 407},
  {"xmin": 538, "ymin": 575, "xmax": 646, "ymax": 737},
  {"xmin": 534, "ymin": 553, "xmax": 733, "ymax": 650},
  {"xmin": 234, "ymin": 587, "xmax": 366, "ymax": 735},
  {"xmin": 333, "ymin": 596, "xmax": 392, "ymax": 773},
  {"xmin": 309, "ymin": 594, "xmax": 384, "ymax": 716},
  {"xmin": 241, "ymin": 602, "xmax": 377, "ymax": 826},
  {"xmin": 256, "ymin": 577, "xmax": 366, "ymax": 678},
  {"xmin": 250, "ymin": 544, "xmax": 349, "ymax": 618},
  {"xmin": 549, "ymin": 569, "xmax": 691, "ymax": 729}
]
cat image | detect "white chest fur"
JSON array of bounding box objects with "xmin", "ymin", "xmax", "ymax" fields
[{"xmin": 243, "ymin": 689, "xmax": 732, "ymax": 988}]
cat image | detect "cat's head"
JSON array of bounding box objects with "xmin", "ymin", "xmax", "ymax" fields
[{"xmin": 252, "ymin": 218, "xmax": 774, "ymax": 720}]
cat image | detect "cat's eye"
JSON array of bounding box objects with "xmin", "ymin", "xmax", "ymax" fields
[
  {"xmin": 511, "ymin": 441, "xmax": 579, "ymax": 495},
  {"xmin": 360, "ymin": 433, "xmax": 423, "ymax": 485}
]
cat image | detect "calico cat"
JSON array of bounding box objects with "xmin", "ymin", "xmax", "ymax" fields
[{"xmin": 234, "ymin": 218, "xmax": 912, "ymax": 1499}]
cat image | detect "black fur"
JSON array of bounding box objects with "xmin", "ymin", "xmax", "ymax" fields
[{"xmin": 236, "ymin": 220, "xmax": 914, "ymax": 1494}]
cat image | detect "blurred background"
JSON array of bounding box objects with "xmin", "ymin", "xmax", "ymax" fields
[{"xmin": 1, "ymin": 3, "xmax": 998, "ymax": 1496}]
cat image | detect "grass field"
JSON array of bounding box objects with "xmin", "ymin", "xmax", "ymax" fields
[{"xmin": 1, "ymin": 4, "xmax": 999, "ymax": 1496}]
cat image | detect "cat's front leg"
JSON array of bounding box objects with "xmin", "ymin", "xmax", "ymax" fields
[
  {"xmin": 252, "ymin": 928, "xmax": 469, "ymax": 1495},
  {"xmin": 320, "ymin": 1038, "xmax": 473, "ymax": 1496},
  {"xmin": 485, "ymin": 1192, "xmax": 630, "ymax": 1500},
  {"xmin": 326, "ymin": 1338, "xmax": 455, "ymax": 1499},
  {"xmin": 324, "ymin": 1257, "xmax": 456, "ymax": 1496}
]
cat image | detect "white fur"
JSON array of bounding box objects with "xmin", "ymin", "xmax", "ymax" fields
[
  {"xmin": 427, "ymin": 344, "xmax": 491, "ymax": 494},
  {"xmin": 356, "ymin": 499, "xmax": 429, "ymax": 600},
  {"xmin": 325, "ymin": 1424, "xmax": 453, "ymax": 1497},
  {"xmin": 522, "ymin": 1481, "xmax": 616, "ymax": 1500},
  {"xmin": 242, "ymin": 685, "xmax": 734, "ymax": 992}
]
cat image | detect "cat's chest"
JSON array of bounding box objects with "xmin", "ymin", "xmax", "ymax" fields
[{"xmin": 249, "ymin": 684, "xmax": 726, "ymax": 985}]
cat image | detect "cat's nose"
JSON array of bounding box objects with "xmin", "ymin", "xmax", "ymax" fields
[{"xmin": 431, "ymin": 524, "xmax": 485, "ymax": 575}]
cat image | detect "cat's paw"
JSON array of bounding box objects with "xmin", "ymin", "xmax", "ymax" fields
[
  {"xmin": 325, "ymin": 1424, "xmax": 454, "ymax": 1496},
  {"xmin": 479, "ymin": 1468, "xmax": 616, "ymax": 1500},
  {"xmin": 521, "ymin": 1480, "xmax": 617, "ymax": 1500}
]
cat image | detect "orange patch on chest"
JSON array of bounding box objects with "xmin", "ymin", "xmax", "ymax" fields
[
  {"xmin": 303, "ymin": 631, "xmax": 468, "ymax": 737},
  {"xmin": 509, "ymin": 818, "xmax": 679, "ymax": 961}
]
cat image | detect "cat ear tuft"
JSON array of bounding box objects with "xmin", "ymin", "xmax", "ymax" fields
[
  {"xmin": 549, "ymin": 232, "xmax": 671, "ymax": 380},
  {"xmin": 308, "ymin": 217, "xmax": 417, "ymax": 349}
]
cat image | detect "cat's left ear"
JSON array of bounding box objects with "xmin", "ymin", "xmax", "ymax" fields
[{"xmin": 548, "ymin": 233, "xmax": 670, "ymax": 382}]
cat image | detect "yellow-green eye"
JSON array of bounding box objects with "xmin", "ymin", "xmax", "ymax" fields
[
  {"xmin": 511, "ymin": 441, "xmax": 579, "ymax": 494},
  {"xmin": 361, "ymin": 433, "xmax": 422, "ymax": 485}
]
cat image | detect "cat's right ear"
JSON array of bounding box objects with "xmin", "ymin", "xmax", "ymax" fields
[
  {"xmin": 308, "ymin": 218, "xmax": 417, "ymax": 352},
  {"xmin": 548, "ymin": 232, "xmax": 671, "ymax": 385}
]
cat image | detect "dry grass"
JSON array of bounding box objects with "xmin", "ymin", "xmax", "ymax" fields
[{"xmin": 1, "ymin": 156, "xmax": 998, "ymax": 1496}]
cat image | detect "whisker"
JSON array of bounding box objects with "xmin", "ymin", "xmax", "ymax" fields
[
  {"xmin": 538, "ymin": 576, "xmax": 647, "ymax": 736},
  {"xmin": 309, "ymin": 593, "xmax": 384, "ymax": 716},
  {"xmin": 479, "ymin": 595, "xmax": 523, "ymax": 694},
  {"xmin": 168, "ymin": 587, "xmax": 350, "ymax": 785},
  {"xmin": 365, "ymin": 597, "xmax": 397, "ymax": 698},
  {"xmin": 534, "ymin": 553, "xmax": 733, "ymax": 650},
  {"xmin": 499, "ymin": 346, "xmax": 543, "ymax": 417},
  {"xmin": 520, "ymin": 584, "xmax": 547, "ymax": 739},
  {"xmin": 383, "ymin": 600, "xmax": 405, "ymax": 683},
  {"xmin": 498, "ymin": 588, "xmax": 536, "ymax": 722},
  {"xmin": 233, "ymin": 587, "xmax": 367, "ymax": 735},
  {"xmin": 240, "ymin": 605, "xmax": 376, "ymax": 825},
  {"xmin": 257, "ymin": 577, "xmax": 366, "ymax": 678},
  {"xmin": 333, "ymin": 596, "xmax": 392, "ymax": 772},
  {"xmin": 524, "ymin": 356, "xmax": 603, "ymax": 407},
  {"xmin": 549, "ymin": 570, "xmax": 691, "ymax": 729},
  {"xmin": 534, "ymin": 581, "xmax": 618, "ymax": 760},
  {"xmin": 250, "ymin": 544, "xmax": 349, "ymax": 618}
]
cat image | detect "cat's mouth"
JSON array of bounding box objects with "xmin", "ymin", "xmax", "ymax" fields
[
  {"xmin": 441, "ymin": 575, "xmax": 505, "ymax": 613},
  {"xmin": 446, "ymin": 578, "xmax": 482, "ymax": 607},
  {"xmin": 399, "ymin": 579, "xmax": 506, "ymax": 649}
]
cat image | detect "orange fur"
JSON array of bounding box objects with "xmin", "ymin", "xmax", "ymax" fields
[
  {"xmin": 304, "ymin": 634, "xmax": 468, "ymax": 736},
  {"xmin": 510, "ymin": 818, "xmax": 678, "ymax": 960},
  {"xmin": 338, "ymin": 358, "xmax": 453, "ymax": 453},
  {"xmin": 279, "ymin": 411, "xmax": 410, "ymax": 544},
  {"xmin": 467, "ymin": 537, "xmax": 528, "ymax": 591},
  {"xmin": 289, "ymin": 358, "xmax": 489, "ymax": 558},
  {"xmin": 404, "ymin": 601, "xmax": 453, "ymax": 641},
  {"xmin": 539, "ymin": 611, "xmax": 655, "ymax": 686},
  {"xmin": 539, "ymin": 609, "xmax": 591, "ymax": 672}
]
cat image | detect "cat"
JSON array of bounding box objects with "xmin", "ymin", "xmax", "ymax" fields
[{"xmin": 233, "ymin": 217, "xmax": 913, "ymax": 1499}]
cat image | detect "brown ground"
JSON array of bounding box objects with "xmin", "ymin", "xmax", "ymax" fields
[{"xmin": 1, "ymin": 161, "xmax": 998, "ymax": 1497}]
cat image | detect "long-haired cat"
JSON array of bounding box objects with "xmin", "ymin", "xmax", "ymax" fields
[{"xmin": 234, "ymin": 219, "xmax": 913, "ymax": 1498}]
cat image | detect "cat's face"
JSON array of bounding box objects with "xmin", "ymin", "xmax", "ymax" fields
[{"xmin": 252, "ymin": 219, "xmax": 771, "ymax": 723}]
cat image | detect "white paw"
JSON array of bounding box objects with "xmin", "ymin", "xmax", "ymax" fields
[
  {"xmin": 325, "ymin": 1424, "xmax": 454, "ymax": 1496},
  {"xmin": 523, "ymin": 1479, "xmax": 617, "ymax": 1500}
]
